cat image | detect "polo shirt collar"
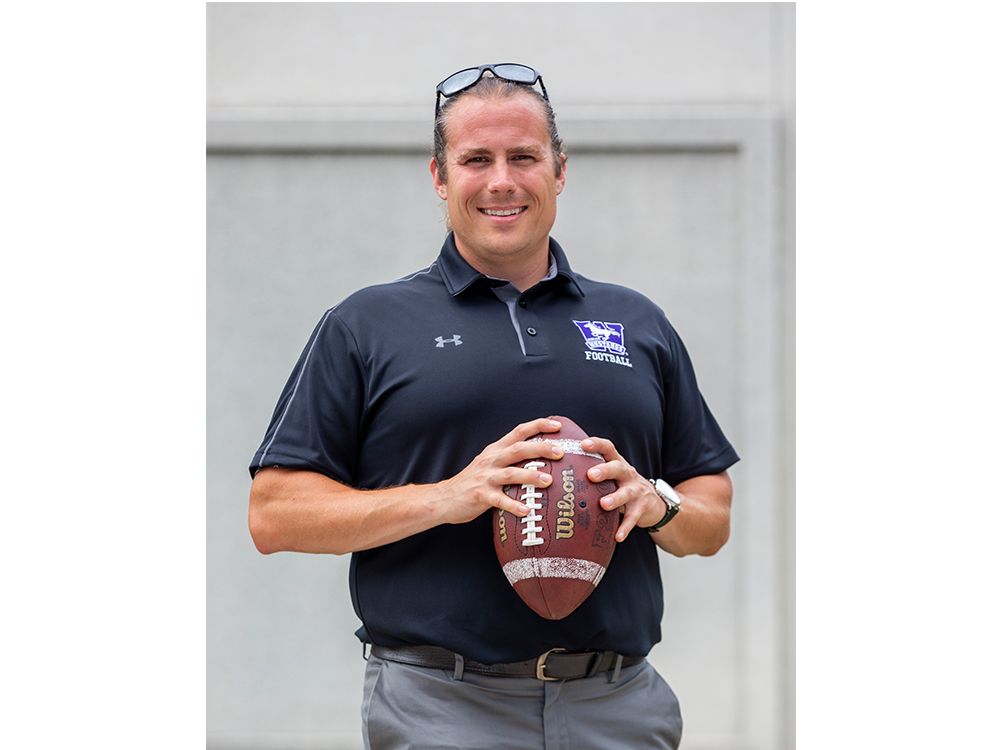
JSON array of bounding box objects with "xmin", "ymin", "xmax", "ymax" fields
[{"xmin": 436, "ymin": 232, "xmax": 586, "ymax": 297}]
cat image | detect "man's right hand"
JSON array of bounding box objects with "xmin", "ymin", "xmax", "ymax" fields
[
  {"xmin": 437, "ymin": 417, "xmax": 566, "ymax": 525},
  {"xmin": 249, "ymin": 417, "xmax": 566, "ymax": 555}
]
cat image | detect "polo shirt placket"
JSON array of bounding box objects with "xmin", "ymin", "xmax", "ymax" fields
[{"xmin": 487, "ymin": 257, "xmax": 559, "ymax": 358}]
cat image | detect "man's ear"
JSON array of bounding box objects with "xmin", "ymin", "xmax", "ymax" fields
[
  {"xmin": 555, "ymin": 152, "xmax": 567, "ymax": 195},
  {"xmin": 430, "ymin": 158, "xmax": 447, "ymax": 200}
]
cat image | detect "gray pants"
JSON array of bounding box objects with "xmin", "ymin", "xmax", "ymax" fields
[{"xmin": 362, "ymin": 654, "xmax": 682, "ymax": 750}]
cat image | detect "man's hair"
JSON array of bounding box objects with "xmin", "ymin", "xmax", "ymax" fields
[{"xmin": 432, "ymin": 75, "xmax": 565, "ymax": 183}]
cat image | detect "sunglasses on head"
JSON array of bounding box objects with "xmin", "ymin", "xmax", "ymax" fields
[{"xmin": 435, "ymin": 63, "xmax": 548, "ymax": 117}]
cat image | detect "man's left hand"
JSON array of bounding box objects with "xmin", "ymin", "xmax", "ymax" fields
[{"xmin": 581, "ymin": 436, "xmax": 663, "ymax": 542}]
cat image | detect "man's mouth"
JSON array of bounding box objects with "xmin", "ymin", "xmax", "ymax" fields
[{"xmin": 479, "ymin": 207, "xmax": 526, "ymax": 217}]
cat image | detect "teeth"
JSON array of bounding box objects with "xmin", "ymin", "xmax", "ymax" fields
[{"xmin": 482, "ymin": 207, "xmax": 524, "ymax": 216}]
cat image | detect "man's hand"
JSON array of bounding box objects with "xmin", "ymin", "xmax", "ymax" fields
[
  {"xmin": 582, "ymin": 436, "xmax": 733, "ymax": 555},
  {"xmin": 581, "ymin": 436, "xmax": 664, "ymax": 542},
  {"xmin": 251, "ymin": 417, "xmax": 577, "ymax": 555},
  {"xmin": 438, "ymin": 417, "xmax": 566, "ymax": 525}
]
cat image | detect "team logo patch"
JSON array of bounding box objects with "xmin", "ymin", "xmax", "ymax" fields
[{"xmin": 572, "ymin": 320, "xmax": 632, "ymax": 368}]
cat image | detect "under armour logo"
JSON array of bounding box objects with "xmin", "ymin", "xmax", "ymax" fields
[{"xmin": 435, "ymin": 334, "xmax": 463, "ymax": 347}]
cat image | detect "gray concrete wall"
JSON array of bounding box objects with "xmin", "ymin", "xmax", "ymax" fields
[{"xmin": 207, "ymin": 3, "xmax": 794, "ymax": 749}]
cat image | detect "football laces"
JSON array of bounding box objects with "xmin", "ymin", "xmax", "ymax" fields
[{"xmin": 519, "ymin": 460, "xmax": 546, "ymax": 547}]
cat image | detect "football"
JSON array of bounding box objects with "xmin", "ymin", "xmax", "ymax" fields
[{"xmin": 493, "ymin": 416, "xmax": 619, "ymax": 620}]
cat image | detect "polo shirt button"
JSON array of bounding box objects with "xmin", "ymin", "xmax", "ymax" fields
[
  {"xmin": 526, "ymin": 327, "xmax": 537, "ymax": 336},
  {"xmin": 518, "ymin": 298, "xmax": 527, "ymax": 308}
]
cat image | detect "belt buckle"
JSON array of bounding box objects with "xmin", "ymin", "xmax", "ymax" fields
[{"xmin": 535, "ymin": 647, "xmax": 567, "ymax": 681}]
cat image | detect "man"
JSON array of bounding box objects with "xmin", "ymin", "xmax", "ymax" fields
[{"xmin": 249, "ymin": 63, "xmax": 738, "ymax": 750}]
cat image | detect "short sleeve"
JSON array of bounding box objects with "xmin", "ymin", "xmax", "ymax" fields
[
  {"xmin": 660, "ymin": 320, "xmax": 739, "ymax": 485},
  {"xmin": 248, "ymin": 309, "xmax": 366, "ymax": 483}
]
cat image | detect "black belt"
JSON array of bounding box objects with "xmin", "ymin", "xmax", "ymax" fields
[{"xmin": 369, "ymin": 644, "xmax": 643, "ymax": 682}]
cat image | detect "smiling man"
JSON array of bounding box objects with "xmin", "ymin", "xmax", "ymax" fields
[
  {"xmin": 430, "ymin": 89, "xmax": 565, "ymax": 290},
  {"xmin": 249, "ymin": 64, "xmax": 738, "ymax": 750}
]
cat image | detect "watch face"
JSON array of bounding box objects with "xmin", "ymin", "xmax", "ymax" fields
[{"xmin": 654, "ymin": 479, "xmax": 680, "ymax": 507}]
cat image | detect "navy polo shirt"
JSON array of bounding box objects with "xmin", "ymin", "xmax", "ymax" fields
[{"xmin": 250, "ymin": 233, "xmax": 738, "ymax": 663}]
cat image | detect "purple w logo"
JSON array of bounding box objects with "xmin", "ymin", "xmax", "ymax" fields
[{"xmin": 572, "ymin": 320, "xmax": 626, "ymax": 355}]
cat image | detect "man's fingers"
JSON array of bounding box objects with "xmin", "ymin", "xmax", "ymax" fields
[
  {"xmin": 504, "ymin": 439, "xmax": 564, "ymax": 466},
  {"xmin": 587, "ymin": 459, "xmax": 626, "ymax": 483},
  {"xmin": 616, "ymin": 510, "xmax": 640, "ymax": 542},
  {"xmin": 497, "ymin": 465, "xmax": 553, "ymax": 489},
  {"xmin": 581, "ymin": 436, "xmax": 620, "ymax": 461},
  {"xmin": 600, "ymin": 481, "xmax": 646, "ymax": 513},
  {"xmin": 494, "ymin": 493, "xmax": 529, "ymax": 517},
  {"xmin": 502, "ymin": 417, "xmax": 562, "ymax": 446},
  {"xmin": 599, "ymin": 485, "xmax": 637, "ymax": 512},
  {"xmin": 608, "ymin": 488, "xmax": 649, "ymax": 542}
]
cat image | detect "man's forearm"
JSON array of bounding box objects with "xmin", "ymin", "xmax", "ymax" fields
[
  {"xmin": 649, "ymin": 472, "xmax": 732, "ymax": 557},
  {"xmin": 248, "ymin": 418, "xmax": 567, "ymax": 556},
  {"xmin": 249, "ymin": 467, "xmax": 450, "ymax": 555}
]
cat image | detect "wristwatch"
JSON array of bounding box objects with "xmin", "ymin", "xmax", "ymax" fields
[{"xmin": 645, "ymin": 478, "xmax": 682, "ymax": 532}]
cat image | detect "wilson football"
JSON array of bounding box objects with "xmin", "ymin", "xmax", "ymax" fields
[{"xmin": 493, "ymin": 416, "xmax": 619, "ymax": 620}]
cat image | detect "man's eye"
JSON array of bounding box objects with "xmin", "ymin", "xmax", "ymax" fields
[
  {"xmin": 512, "ymin": 154, "xmax": 535, "ymax": 162},
  {"xmin": 465, "ymin": 156, "xmax": 488, "ymax": 164}
]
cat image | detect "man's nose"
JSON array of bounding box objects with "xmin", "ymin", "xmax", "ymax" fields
[{"xmin": 487, "ymin": 163, "xmax": 516, "ymax": 193}]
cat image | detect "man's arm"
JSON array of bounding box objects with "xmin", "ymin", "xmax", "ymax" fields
[
  {"xmin": 581, "ymin": 437, "xmax": 733, "ymax": 557},
  {"xmin": 248, "ymin": 417, "xmax": 565, "ymax": 555},
  {"xmin": 649, "ymin": 472, "xmax": 732, "ymax": 556}
]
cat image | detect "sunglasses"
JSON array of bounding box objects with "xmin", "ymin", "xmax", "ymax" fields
[{"xmin": 435, "ymin": 63, "xmax": 548, "ymax": 117}]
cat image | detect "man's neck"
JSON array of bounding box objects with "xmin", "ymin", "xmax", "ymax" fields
[{"xmin": 453, "ymin": 238, "xmax": 552, "ymax": 292}]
